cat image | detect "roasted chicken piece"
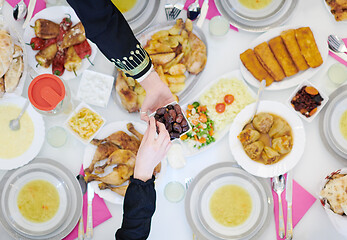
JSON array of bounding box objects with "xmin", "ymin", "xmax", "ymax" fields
[
  {"xmin": 238, "ymin": 128, "xmax": 261, "ymax": 146},
  {"xmin": 115, "ymin": 73, "xmax": 139, "ymax": 113},
  {"xmin": 261, "ymin": 146, "xmax": 280, "ymax": 165},
  {"xmin": 33, "ymin": 19, "xmax": 60, "ymax": 39},
  {"xmin": 35, "ymin": 43, "xmax": 57, "ymax": 68},
  {"xmin": 272, "ymin": 135, "xmax": 292, "ymax": 154},
  {"xmin": 61, "ymin": 22, "xmax": 86, "ymax": 49},
  {"xmin": 85, "ymin": 142, "xmax": 119, "ymax": 174},
  {"xmin": 183, "ymin": 32, "xmax": 207, "ymax": 75},
  {"xmin": 91, "ymin": 131, "xmax": 140, "ymax": 154},
  {"xmin": 269, "ymin": 118, "xmax": 291, "ymax": 138},
  {"xmin": 244, "ymin": 141, "xmax": 264, "ymax": 160},
  {"xmin": 127, "ymin": 123, "xmax": 143, "ymax": 141},
  {"xmin": 99, "ymin": 183, "xmax": 129, "ymax": 196},
  {"xmin": 253, "ymin": 113, "xmax": 274, "ymax": 133},
  {"xmin": 94, "ymin": 149, "xmax": 136, "ymax": 174},
  {"xmin": 85, "ymin": 164, "xmax": 133, "ymax": 186}
]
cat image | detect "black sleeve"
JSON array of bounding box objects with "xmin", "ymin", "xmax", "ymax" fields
[
  {"xmin": 66, "ymin": 0, "xmax": 152, "ymax": 80},
  {"xmin": 116, "ymin": 176, "xmax": 156, "ymax": 240}
]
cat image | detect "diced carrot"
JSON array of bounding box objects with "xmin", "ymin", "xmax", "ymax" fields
[
  {"xmin": 180, "ymin": 134, "xmax": 188, "ymax": 140},
  {"xmin": 209, "ymin": 128, "xmax": 214, "ymax": 136},
  {"xmin": 199, "ymin": 137, "xmax": 206, "ymax": 143},
  {"xmin": 200, "ymin": 106, "xmax": 207, "ymax": 112},
  {"xmin": 309, "ymin": 107, "xmax": 317, "ymax": 116},
  {"xmin": 199, "ymin": 113, "xmax": 207, "ymax": 123},
  {"xmin": 197, "ymin": 106, "xmax": 201, "ymax": 112},
  {"xmin": 192, "ymin": 119, "xmax": 199, "ymax": 125},
  {"xmin": 194, "ymin": 135, "xmax": 199, "ymax": 141},
  {"xmin": 305, "ymin": 86, "xmax": 319, "ymax": 95},
  {"xmin": 199, "ymin": 125, "xmax": 204, "ymax": 129},
  {"xmin": 188, "ymin": 104, "xmax": 194, "ymax": 110}
]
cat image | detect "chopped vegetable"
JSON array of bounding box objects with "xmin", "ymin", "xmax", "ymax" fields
[
  {"xmin": 224, "ymin": 94, "xmax": 234, "ymax": 105},
  {"xmin": 215, "ymin": 103, "xmax": 226, "ymax": 113}
]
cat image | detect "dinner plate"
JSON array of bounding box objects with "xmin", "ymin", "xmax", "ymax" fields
[
  {"xmin": 0, "ymin": 158, "xmax": 83, "ymax": 240},
  {"xmin": 0, "ymin": 96, "xmax": 45, "ymax": 170},
  {"xmin": 229, "ymin": 101, "xmax": 305, "ymax": 178},
  {"xmin": 0, "ymin": 15, "xmax": 28, "ymax": 97},
  {"xmin": 239, "ymin": 25, "xmax": 329, "ymax": 91},
  {"xmin": 112, "ymin": 20, "xmax": 208, "ymax": 113},
  {"xmin": 82, "ymin": 121, "xmax": 167, "ymax": 204},
  {"xmin": 215, "ymin": 0, "xmax": 298, "ymax": 32},
  {"xmin": 185, "ymin": 162, "xmax": 273, "ymax": 240},
  {"xmin": 23, "ymin": 6, "xmax": 97, "ymax": 81},
  {"xmin": 176, "ymin": 70, "xmax": 256, "ymax": 157},
  {"xmin": 320, "ymin": 85, "xmax": 347, "ymax": 162}
]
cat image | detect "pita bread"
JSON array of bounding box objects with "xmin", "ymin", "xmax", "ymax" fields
[
  {"xmin": 320, "ymin": 175, "xmax": 347, "ymax": 215},
  {"xmin": 0, "ymin": 30, "xmax": 14, "ymax": 78},
  {"xmin": 4, "ymin": 55, "xmax": 24, "ymax": 93},
  {"xmin": 0, "ymin": 77, "xmax": 5, "ymax": 97}
]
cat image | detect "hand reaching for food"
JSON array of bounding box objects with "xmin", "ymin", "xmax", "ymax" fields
[
  {"xmin": 139, "ymin": 71, "xmax": 175, "ymax": 121},
  {"xmin": 134, "ymin": 117, "xmax": 171, "ymax": 181}
]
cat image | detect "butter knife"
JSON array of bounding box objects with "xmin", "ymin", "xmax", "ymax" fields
[
  {"xmin": 86, "ymin": 184, "xmax": 94, "ymax": 239},
  {"xmin": 23, "ymin": 0, "xmax": 37, "ymax": 29},
  {"xmin": 197, "ymin": 0, "xmax": 209, "ymax": 28},
  {"xmin": 285, "ymin": 171, "xmax": 293, "ymax": 240},
  {"xmin": 329, "ymin": 49, "xmax": 347, "ymax": 62}
]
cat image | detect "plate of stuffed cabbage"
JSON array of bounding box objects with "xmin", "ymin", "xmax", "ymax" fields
[{"xmin": 229, "ymin": 100, "xmax": 305, "ymax": 178}]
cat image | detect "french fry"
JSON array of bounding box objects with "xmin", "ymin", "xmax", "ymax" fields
[
  {"xmin": 166, "ymin": 74, "xmax": 186, "ymax": 84},
  {"xmin": 156, "ymin": 65, "xmax": 169, "ymax": 86},
  {"xmin": 169, "ymin": 82, "xmax": 185, "ymax": 93},
  {"xmin": 185, "ymin": 19, "xmax": 193, "ymax": 32},
  {"xmin": 168, "ymin": 63, "xmax": 186, "ymax": 75},
  {"xmin": 163, "ymin": 52, "xmax": 184, "ymax": 71},
  {"xmin": 169, "ymin": 19, "xmax": 184, "ymax": 35},
  {"xmin": 150, "ymin": 52, "xmax": 176, "ymax": 65},
  {"xmin": 151, "ymin": 30, "xmax": 169, "ymax": 40}
]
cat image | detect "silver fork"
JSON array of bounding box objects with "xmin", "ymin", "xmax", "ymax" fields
[
  {"xmin": 185, "ymin": 177, "xmax": 193, "ymax": 189},
  {"xmin": 165, "ymin": 3, "xmax": 174, "ymax": 20},
  {"xmin": 169, "ymin": 0, "xmax": 185, "ymax": 20},
  {"xmin": 328, "ymin": 35, "xmax": 347, "ymax": 53}
]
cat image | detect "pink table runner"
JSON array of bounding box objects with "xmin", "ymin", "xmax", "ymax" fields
[
  {"xmin": 329, "ymin": 38, "xmax": 347, "ymax": 67},
  {"xmin": 63, "ymin": 166, "xmax": 112, "ymax": 240},
  {"xmin": 184, "ymin": 0, "xmax": 238, "ymax": 32},
  {"xmin": 5, "ymin": 0, "xmax": 46, "ymax": 18},
  {"xmin": 272, "ymin": 175, "xmax": 316, "ymax": 240}
]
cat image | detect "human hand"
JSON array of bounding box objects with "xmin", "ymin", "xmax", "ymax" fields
[
  {"xmin": 134, "ymin": 117, "xmax": 171, "ymax": 182},
  {"xmin": 139, "ymin": 71, "xmax": 175, "ymax": 121}
]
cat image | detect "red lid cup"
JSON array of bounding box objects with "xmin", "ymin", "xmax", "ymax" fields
[{"xmin": 28, "ymin": 74, "xmax": 66, "ymax": 111}]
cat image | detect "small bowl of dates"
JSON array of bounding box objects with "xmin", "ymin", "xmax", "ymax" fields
[
  {"xmin": 288, "ymin": 80, "xmax": 329, "ymax": 123},
  {"xmin": 152, "ymin": 102, "xmax": 191, "ymax": 140}
]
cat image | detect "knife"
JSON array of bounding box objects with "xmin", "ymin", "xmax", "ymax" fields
[
  {"xmin": 23, "ymin": 0, "xmax": 37, "ymax": 29},
  {"xmin": 197, "ymin": 0, "xmax": 209, "ymax": 28},
  {"xmin": 329, "ymin": 49, "xmax": 347, "ymax": 62},
  {"xmin": 285, "ymin": 171, "xmax": 293, "ymax": 240},
  {"xmin": 86, "ymin": 184, "xmax": 94, "ymax": 239}
]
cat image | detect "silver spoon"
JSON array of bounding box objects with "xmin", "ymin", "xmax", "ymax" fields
[
  {"xmin": 9, "ymin": 100, "xmax": 29, "ymax": 131},
  {"xmin": 272, "ymin": 175, "xmax": 286, "ymax": 239},
  {"xmin": 13, "ymin": 0, "xmax": 27, "ymax": 21},
  {"xmin": 328, "ymin": 35, "xmax": 347, "ymax": 53},
  {"xmin": 77, "ymin": 174, "xmax": 87, "ymax": 240},
  {"xmin": 187, "ymin": 0, "xmax": 201, "ymax": 21}
]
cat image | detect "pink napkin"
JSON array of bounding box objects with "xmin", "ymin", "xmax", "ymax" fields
[
  {"xmin": 63, "ymin": 166, "xmax": 112, "ymax": 240},
  {"xmin": 329, "ymin": 38, "xmax": 347, "ymax": 67},
  {"xmin": 271, "ymin": 175, "xmax": 316, "ymax": 240},
  {"xmin": 184, "ymin": 0, "xmax": 239, "ymax": 32},
  {"xmin": 5, "ymin": 0, "xmax": 46, "ymax": 18}
]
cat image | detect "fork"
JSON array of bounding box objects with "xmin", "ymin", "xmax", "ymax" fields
[
  {"xmin": 185, "ymin": 177, "xmax": 193, "ymax": 189},
  {"xmin": 169, "ymin": 0, "xmax": 184, "ymax": 20},
  {"xmin": 328, "ymin": 35, "xmax": 347, "ymax": 53},
  {"xmin": 165, "ymin": 3, "xmax": 174, "ymax": 20}
]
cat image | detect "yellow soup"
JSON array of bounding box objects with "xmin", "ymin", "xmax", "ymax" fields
[
  {"xmin": 17, "ymin": 180, "xmax": 60, "ymax": 223},
  {"xmin": 209, "ymin": 185, "xmax": 252, "ymax": 227},
  {"xmin": 0, "ymin": 105, "xmax": 34, "ymax": 159},
  {"xmin": 111, "ymin": 0, "xmax": 137, "ymax": 13},
  {"xmin": 340, "ymin": 110, "xmax": 347, "ymax": 140},
  {"xmin": 239, "ymin": 0, "xmax": 273, "ymax": 10}
]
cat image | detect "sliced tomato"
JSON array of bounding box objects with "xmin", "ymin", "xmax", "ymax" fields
[
  {"xmin": 224, "ymin": 94, "xmax": 234, "ymax": 105},
  {"xmin": 215, "ymin": 103, "xmax": 226, "ymax": 113}
]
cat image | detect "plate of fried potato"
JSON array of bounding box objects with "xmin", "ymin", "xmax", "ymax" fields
[
  {"xmin": 239, "ymin": 25, "xmax": 328, "ymax": 91},
  {"xmin": 23, "ymin": 6, "xmax": 97, "ymax": 80},
  {"xmin": 82, "ymin": 121, "xmax": 166, "ymax": 204},
  {"xmin": 113, "ymin": 19, "xmax": 208, "ymax": 113}
]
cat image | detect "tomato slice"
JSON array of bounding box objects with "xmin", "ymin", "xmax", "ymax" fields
[
  {"xmin": 215, "ymin": 103, "xmax": 226, "ymax": 113},
  {"xmin": 224, "ymin": 94, "xmax": 234, "ymax": 105}
]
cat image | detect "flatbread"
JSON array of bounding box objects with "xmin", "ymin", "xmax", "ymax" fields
[
  {"xmin": 0, "ymin": 30, "xmax": 14, "ymax": 78},
  {"xmin": 4, "ymin": 55, "xmax": 24, "ymax": 93},
  {"xmin": 320, "ymin": 174, "xmax": 347, "ymax": 215}
]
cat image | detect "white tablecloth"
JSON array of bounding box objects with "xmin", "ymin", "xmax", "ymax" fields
[{"xmin": 1, "ymin": 0, "xmax": 347, "ymax": 239}]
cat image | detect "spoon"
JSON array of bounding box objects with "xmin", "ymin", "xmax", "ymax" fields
[
  {"xmin": 328, "ymin": 35, "xmax": 347, "ymax": 53},
  {"xmin": 13, "ymin": 0, "xmax": 27, "ymax": 21},
  {"xmin": 272, "ymin": 175, "xmax": 286, "ymax": 239},
  {"xmin": 77, "ymin": 174, "xmax": 87, "ymax": 240},
  {"xmin": 187, "ymin": 0, "xmax": 201, "ymax": 21},
  {"xmin": 9, "ymin": 100, "xmax": 29, "ymax": 131}
]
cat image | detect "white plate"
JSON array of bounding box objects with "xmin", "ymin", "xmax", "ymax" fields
[
  {"xmin": 23, "ymin": 6, "xmax": 97, "ymax": 81},
  {"xmin": 0, "ymin": 15, "xmax": 28, "ymax": 97},
  {"xmin": 185, "ymin": 162, "xmax": 273, "ymax": 240},
  {"xmin": 240, "ymin": 25, "xmax": 329, "ymax": 91},
  {"xmin": 229, "ymin": 100, "xmax": 305, "ymax": 178},
  {"xmin": 82, "ymin": 121, "xmax": 166, "ymax": 204},
  {"xmin": 178, "ymin": 70, "xmax": 256, "ymax": 157},
  {"xmin": 0, "ymin": 96, "xmax": 45, "ymax": 170}
]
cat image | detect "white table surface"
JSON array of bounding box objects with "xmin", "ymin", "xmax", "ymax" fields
[{"xmin": 1, "ymin": 0, "xmax": 347, "ymax": 239}]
